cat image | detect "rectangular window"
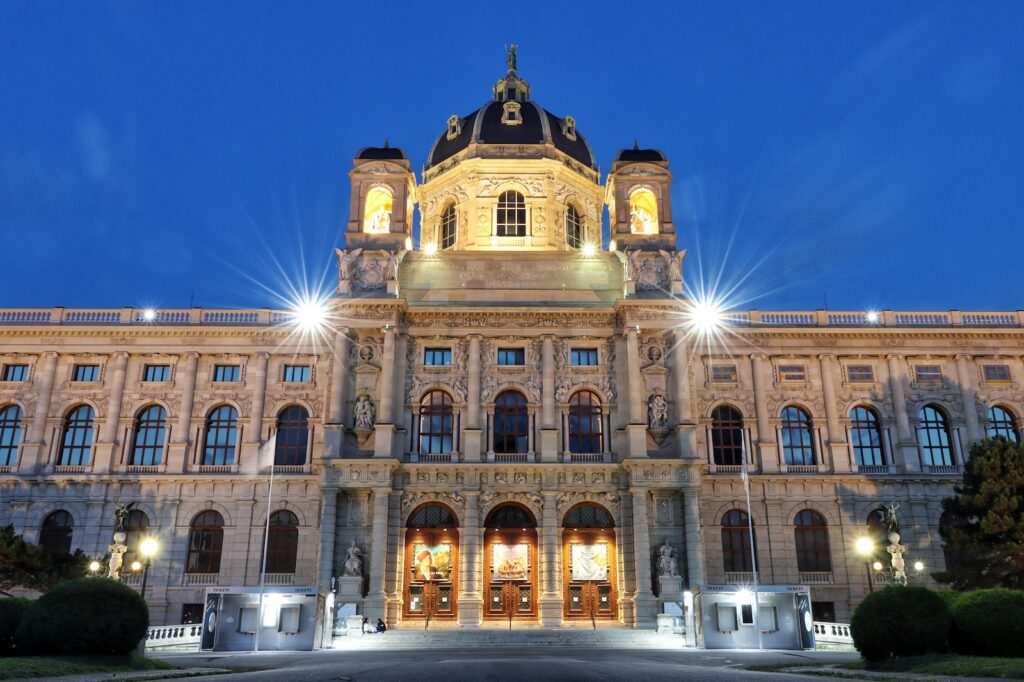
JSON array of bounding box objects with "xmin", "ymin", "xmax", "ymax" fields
[
  {"xmin": 570, "ymin": 348, "xmax": 599, "ymax": 366},
  {"xmin": 1, "ymin": 364, "xmax": 28, "ymax": 382},
  {"xmin": 710, "ymin": 364, "xmax": 738, "ymax": 383},
  {"xmin": 423, "ymin": 348, "xmax": 452, "ymax": 366},
  {"xmin": 282, "ymin": 365, "xmax": 310, "ymax": 382},
  {"xmin": 846, "ymin": 365, "xmax": 875, "ymax": 383},
  {"xmin": 497, "ymin": 348, "xmax": 525, "ymax": 366},
  {"xmin": 983, "ymin": 364, "xmax": 1012, "ymax": 383},
  {"xmin": 72, "ymin": 364, "xmax": 99, "ymax": 382},
  {"xmin": 740, "ymin": 603, "xmax": 755, "ymax": 625},
  {"xmin": 181, "ymin": 603, "xmax": 204, "ymax": 625},
  {"xmin": 212, "ymin": 365, "xmax": 240, "ymax": 382},
  {"xmin": 143, "ymin": 364, "xmax": 170, "ymax": 382},
  {"xmin": 915, "ymin": 365, "xmax": 942, "ymax": 384},
  {"xmin": 778, "ymin": 364, "xmax": 806, "ymax": 382}
]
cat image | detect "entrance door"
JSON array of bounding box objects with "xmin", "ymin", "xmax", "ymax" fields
[
  {"xmin": 483, "ymin": 504, "xmax": 538, "ymax": 622},
  {"xmin": 407, "ymin": 582, "xmax": 455, "ymax": 620},
  {"xmin": 487, "ymin": 581, "xmax": 534, "ymax": 617},
  {"xmin": 562, "ymin": 503, "xmax": 618, "ymax": 622},
  {"xmin": 404, "ymin": 503, "xmax": 459, "ymax": 623}
]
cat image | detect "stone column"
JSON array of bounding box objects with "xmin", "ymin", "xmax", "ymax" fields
[
  {"xmin": 631, "ymin": 489, "xmax": 657, "ymax": 625},
  {"xmin": 20, "ymin": 351, "xmax": 58, "ymax": 474},
  {"xmin": 464, "ymin": 335, "xmax": 483, "ymax": 462},
  {"xmin": 247, "ymin": 353, "xmax": 269, "ymax": 442},
  {"xmin": 750, "ymin": 353, "xmax": 778, "ymax": 472},
  {"xmin": 458, "ymin": 491, "xmax": 483, "ymax": 626},
  {"xmin": 317, "ymin": 489, "xmax": 338, "ymax": 593},
  {"xmin": 539, "ymin": 491, "xmax": 562, "ymax": 626},
  {"xmin": 672, "ymin": 333, "xmax": 697, "ymax": 458},
  {"xmin": 167, "ymin": 352, "xmax": 199, "ymax": 472},
  {"xmin": 374, "ymin": 327, "xmax": 397, "ymax": 457},
  {"xmin": 324, "ymin": 330, "xmax": 350, "ymax": 459},
  {"xmin": 625, "ymin": 328, "xmax": 648, "ymax": 457},
  {"xmin": 955, "ymin": 354, "xmax": 982, "ymax": 444},
  {"xmin": 540, "ymin": 335, "xmax": 559, "ymax": 462},
  {"xmin": 96, "ymin": 351, "xmax": 129, "ymax": 472},
  {"xmin": 365, "ymin": 488, "xmax": 391, "ymax": 617},
  {"xmin": 683, "ymin": 490, "xmax": 705, "ymax": 590},
  {"xmin": 818, "ymin": 353, "xmax": 847, "ymax": 472},
  {"xmin": 886, "ymin": 354, "xmax": 919, "ymax": 472}
]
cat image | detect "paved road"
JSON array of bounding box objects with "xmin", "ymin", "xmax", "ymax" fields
[{"xmin": 154, "ymin": 647, "xmax": 860, "ymax": 681}]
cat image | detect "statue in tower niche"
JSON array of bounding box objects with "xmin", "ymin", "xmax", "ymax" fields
[
  {"xmin": 107, "ymin": 501, "xmax": 136, "ymax": 580},
  {"xmin": 648, "ymin": 394, "xmax": 669, "ymax": 429},
  {"xmin": 354, "ymin": 394, "xmax": 376, "ymax": 430}
]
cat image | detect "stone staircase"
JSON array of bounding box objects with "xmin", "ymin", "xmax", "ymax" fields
[{"xmin": 333, "ymin": 627, "xmax": 684, "ymax": 650}]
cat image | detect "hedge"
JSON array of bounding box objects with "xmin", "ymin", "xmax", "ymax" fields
[
  {"xmin": 850, "ymin": 586, "xmax": 950, "ymax": 662},
  {"xmin": 949, "ymin": 588, "xmax": 1024, "ymax": 657},
  {"xmin": 0, "ymin": 597, "xmax": 32, "ymax": 655}
]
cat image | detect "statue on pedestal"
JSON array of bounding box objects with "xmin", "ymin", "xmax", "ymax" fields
[
  {"xmin": 656, "ymin": 539, "xmax": 679, "ymax": 577},
  {"xmin": 107, "ymin": 501, "xmax": 136, "ymax": 580},
  {"xmin": 354, "ymin": 395, "xmax": 376, "ymax": 430},
  {"xmin": 342, "ymin": 540, "xmax": 363, "ymax": 577}
]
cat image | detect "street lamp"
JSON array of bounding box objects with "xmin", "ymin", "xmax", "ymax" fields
[
  {"xmin": 854, "ymin": 537, "xmax": 876, "ymax": 593},
  {"xmin": 88, "ymin": 560, "xmax": 101, "ymax": 574},
  {"xmin": 138, "ymin": 537, "xmax": 158, "ymax": 601}
]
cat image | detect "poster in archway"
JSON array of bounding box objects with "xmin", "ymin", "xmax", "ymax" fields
[
  {"xmin": 571, "ymin": 543, "xmax": 609, "ymax": 581},
  {"xmin": 411, "ymin": 543, "xmax": 452, "ymax": 581},
  {"xmin": 492, "ymin": 543, "xmax": 529, "ymax": 581}
]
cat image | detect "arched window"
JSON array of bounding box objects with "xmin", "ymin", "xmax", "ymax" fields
[
  {"xmin": 568, "ymin": 390, "xmax": 602, "ymax": 454},
  {"xmin": 563, "ymin": 503, "xmax": 614, "ymax": 529},
  {"xmin": 485, "ymin": 503, "xmax": 537, "ymax": 529},
  {"xmin": 850, "ymin": 406, "xmax": 885, "ymax": 466},
  {"xmin": 418, "ymin": 391, "xmax": 454, "ymax": 454},
  {"xmin": 202, "ymin": 406, "xmax": 238, "ymax": 466},
  {"xmin": 122, "ymin": 509, "xmax": 150, "ymax": 567},
  {"xmin": 917, "ymin": 405, "xmax": 953, "ymax": 466},
  {"xmin": 440, "ymin": 204, "xmax": 457, "ymax": 250},
  {"xmin": 130, "ymin": 405, "xmax": 166, "ymax": 466},
  {"xmin": 493, "ymin": 390, "xmax": 528, "ymax": 454},
  {"xmin": 566, "ymin": 205, "xmax": 583, "ymax": 249},
  {"xmin": 0, "ymin": 404, "xmax": 23, "ymax": 467},
  {"xmin": 780, "ymin": 406, "xmax": 816, "ymax": 466},
  {"xmin": 939, "ymin": 509, "xmax": 966, "ymax": 573},
  {"xmin": 496, "ymin": 191, "xmax": 527, "ymax": 237},
  {"xmin": 407, "ymin": 503, "xmax": 457, "ymax": 528},
  {"xmin": 58, "ymin": 405, "xmax": 94, "ymax": 466},
  {"xmin": 794, "ymin": 510, "xmax": 832, "ymax": 573},
  {"xmin": 363, "ymin": 186, "xmax": 393, "ymax": 234},
  {"xmin": 275, "ymin": 405, "xmax": 309, "ymax": 466},
  {"xmin": 40, "ymin": 510, "xmax": 73, "ymax": 556},
  {"xmin": 186, "ymin": 510, "xmax": 224, "ymax": 574},
  {"xmin": 710, "ymin": 406, "xmax": 744, "ymax": 466},
  {"xmin": 628, "ymin": 188, "xmax": 658, "ymax": 234},
  {"xmin": 721, "ymin": 509, "xmax": 756, "ymax": 573},
  {"xmin": 986, "ymin": 405, "xmax": 1019, "ymax": 442},
  {"xmin": 265, "ymin": 510, "xmax": 299, "ymax": 574}
]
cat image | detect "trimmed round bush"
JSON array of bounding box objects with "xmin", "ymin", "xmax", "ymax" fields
[
  {"xmin": 850, "ymin": 586, "xmax": 950, "ymax": 662},
  {"xmin": 950, "ymin": 588, "xmax": 1024, "ymax": 657},
  {"xmin": 0, "ymin": 597, "xmax": 32, "ymax": 655},
  {"xmin": 16, "ymin": 577, "xmax": 149, "ymax": 656}
]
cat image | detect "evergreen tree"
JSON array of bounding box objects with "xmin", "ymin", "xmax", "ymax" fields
[
  {"xmin": 935, "ymin": 437, "xmax": 1024, "ymax": 590},
  {"xmin": 0, "ymin": 525, "xmax": 93, "ymax": 596}
]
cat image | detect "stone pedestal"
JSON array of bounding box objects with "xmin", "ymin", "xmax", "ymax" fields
[
  {"xmin": 539, "ymin": 596, "xmax": 563, "ymax": 627},
  {"xmin": 626, "ymin": 424, "xmax": 648, "ymax": 458},
  {"xmin": 373, "ymin": 424, "xmax": 395, "ymax": 457},
  {"xmin": 656, "ymin": 613, "xmax": 675, "ymax": 634},
  {"xmin": 658, "ymin": 575, "xmax": 683, "ymax": 602},
  {"xmin": 336, "ymin": 576, "xmax": 364, "ymax": 600},
  {"xmin": 345, "ymin": 614, "xmax": 364, "ymax": 636},
  {"xmin": 539, "ymin": 429, "xmax": 559, "ymax": 462}
]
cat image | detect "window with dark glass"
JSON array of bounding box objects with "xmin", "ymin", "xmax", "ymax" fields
[
  {"xmin": 130, "ymin": 405, "xmax": 166, "ymax": 466},
  {"xmin": 710, "ymin": 405, "xmax": 744, "ymax": 466},
  {"xmin": 181, "ymin": 604, "xmax": 204, "ymax": 625},
  {"xmin": 711, "ymin": 365, "xmax": 738, "ymax": 383},
  {"xmin": 780, "ymin": 406, "xmax": 816, "ymax": 466},
  {"xmin": 566, "ymin": 205, "xmax": 583, "ymax": 249},
  {"xmin": 850, "ymin": 406, "xmax": 885, "ymax": 466},
  {"xmin": 794, "ymin": 510, "xmax": 832, "ymax": 572},
  {"xmin": 568, "ymin": 391, "xmax": 603, "ymax": 454},
  {"xmin": 213, "ymin": 365, "xmax": 240, "ymax": 382},
  {"xmin": 423, "ymin": 348, "xmax": 452, "ymax": 366},
  {"xmin": 58, "ymin": 405, "xmax": 94, "ymax": 466},
  {"xmin": 493, "ymin": 390, "xmax": 528, "ymax": 454},
  {"xmin": 497, "ymin": 348, "xmax": 525, "ymax": 366},
  {"xmin": 418, "ymin": 391, "xmax": 454, "ymax": 454},
  {"xmin": 496, "ymin": 191, "xmax": 527, "ymax": 237},
  {"xmin": 570, "ymin": 348, "xmax": 598, "ymax": 366},
  {"xmin": 72, "ymin": 364, "xmax": 99, "ymax": 382},
  {"xmin": 915, "ymin": 365, "xmax": 942, "ymax": 384},
  {"xmin": 917, "ymin": 405, "xmax": 953, "ymax": 465},
  {"xmin": 986, "ymin": 405, "xmax": 1019, "ymax": 442},
  {"xmin": 983, "ymin": 364, "xmax": 1012, "ymax": 383},
  {"xmin": 122, "ymin": 509, "xmax": 150, "ymax": 567},
  {"xmin": 275, "ymin": 405, "xmax": 309, "ymax": 465},
  {"xmin": 563, "ymin": 503, "xmax": 613, "ymax": 529},
  {"xmin": 202, "ymin": 406, "xmax": 238, "ymax": 466},
  {"xmin": 39, "ymin": 510, "xmax": 73, "ymax": 556},
  {"xmin": 846, "ymin": 365, "xmax": 875, "ymax": 382},
  {"xmin": 282, "ymin": 365, "xmax": 310, "ymax": 383},
  {"xmin": 0, "ymin": 405, "xmax": 22, "ymax": 467},
  {"xmin": 186, "ymin": 510, "xmax": 224, "ymax": 573},
  {"xmin": 143, "ymin": 364, "xmax": 170, "ymax": 382},
  {"xmin": 407, "ymin": 503, "xmax": 456, "ymax": 528},
  {"xmin": 441, "ymin": 204, "xmax": 457, "ymax": 250},
  {"xmin": 1, "ymin": 365, "xmax": 28, "ymax": 382},
  {"xmin": 721, "ymin": 509, "xmax": 756, "ymax": 573},
  {"xmin": 778, "ymin": 365, "xmax": 806, "ymax": 382},
  {"xmin": 265, "ymin": 510, "xmax": 299, "ymax": 573}
]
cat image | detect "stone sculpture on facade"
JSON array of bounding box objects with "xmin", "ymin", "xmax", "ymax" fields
[
  {"xmin": 335, "ymin": 248, "xmax": 363, "ymax": 294},
  {"xmin": 342, "ymin": 540, "xmax": 363, "ymax": 577},
  {"xmin": 656, "ymin": 539, "xmax": 679, "ymax": 577},
  {"xmin": 106, "ymin": 501, "xmax": 135, "ymax": 580},
  {"xmin": 881, "ymin": 501, "xmax": 908, "ymax": 585},
  {"xmin": 648, "ymin": 394, "xmax": 669, "ymax": 429},
  {"xmin": 354, "ymin": 394, "xmax": 376, "ymax": 429}
]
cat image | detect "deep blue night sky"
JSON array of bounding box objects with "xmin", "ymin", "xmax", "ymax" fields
[{"xmin": 2, "ymin": 1, "xmax": 1023, "ymax": 312}]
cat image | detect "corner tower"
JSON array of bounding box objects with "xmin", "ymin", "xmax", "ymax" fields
[
  {"xmin": 345, "ymin": 143, "xmax": 417, "ymax": 251},
  {"xmin": 605, "ymin": 144, "xmax": 676, "ymax": 252}
]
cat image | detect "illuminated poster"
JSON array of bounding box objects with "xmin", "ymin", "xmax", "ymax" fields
[
  {"xmin": 492, "ymin": 543, "xmax": 529, "ymax": 581},
  {"xmin": 411, "ymin": 543, "xmax": 452, "ymax": 581},
  {"xmin": 571, "ymin": 543, "xmax": 609, "ymax": 581}
]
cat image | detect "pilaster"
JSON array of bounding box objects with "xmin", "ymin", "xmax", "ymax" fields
[
  {"xmin": 364, "ymin": 488, "xmax": 391, "ymax": 618},
  {"xmin": 818, "ymin": 353, "xmax": 848, "ymax": 473},
  {"xmin": 672, "ymin": 333, "xmax": 697, "ymax": 458},
  {"xmin": 955, "ymin": 354, "xmax": 982, "ymax": 445},
  {"xmin": 20, "ymin": 351, "xmax": 58, "ymax": 474},
  {"xmin": 630, "ymin": 488, "xmax": 657, "ymax": 625},
  {"xmin": 167, "ymin": 352, "xmax": 198, "ymax": 473},
  {"xmin": 886, "ymin": 354, "xmax": 920, "ymax": 472},
  {"xmin": 540, "ymin": 335, "xmax": 558, "ymax": 462},
  {"xmin": 458, "ymin": 491, "xmax": 483, "ymax": 626},
  {"xmin": 539, "ymin": 491, "xmax": 563, "ymax": 626},
  {"xmin": 750, "ymin": 353, "xmax": 778, "ymax": 472},
  {"xmin": 324, "ymin": 329, "xmax": 350, "ymax": 459},
  {"xmin": 317, "ymin": 488, "xmax": 338, "ymax": 592}
]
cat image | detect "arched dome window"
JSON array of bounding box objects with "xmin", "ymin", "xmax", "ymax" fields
[
  {"xmin": 986, "ymin": 405, "xmax": 1019, "ymax": 442},
  {"xmin": 59, "ymin": 405, "xmax": 94, "ymax": 466},
  {"xmin": 186, "ymin": 510, "xmax": 224, "ymax": 574},
  {"xmin": 568, "ymin": 390, "xmax": 602, "ymax": 454},
  {"xmin": 265, "ymin": 510, "xmax": 299, "ymax": 574},
  {"xmin": 494, "ymin": 390, "xmax": 528, "ymax": 453},
  {"xmin": 917, "ymin": 405, "xmax": 953, "ymax": 466},
  {"xmin": 130, "ymin": 405, "xmax": 166, "ymax": 466},
  {"xmin": 628, "ymin": 188, "xmax": 658, "ymax": 234},
  {"xmin": 275, "ymin": 405, "xmax": 309, "ymax": 466},
  {"xmin": 441, "ymin": 204, "xmax": 457, "ymax": 250},
  {"xmin": 566, "ymin": 205, "xmax": 583, "ymax": 249},
  {"xmin": 202, "ymin": 406, "xmax": 238, "ymax": 466},
  {"xmin": 496, "ymin": 191, "xmax": 527, "ymax": 237},
  {"xmin": 721, "ymin": 509, "xmax": 757, "ymax": 574},
  {"xmin": 0, "ymin": 404, "xmax": 23, "ymax": 467},
  {"xmin": 794, "ymin": 510, "xmax": 832, "ymax": 573},
  {"xmin": 419, "ymin": 391, "xmax": 454, "ymax": 454},
  {"xmin": 850, "ymin": 406, "xmax": 885, "ymax": 466},
  {"xmin": 710, "ymin": 406, "xmax": 744, "ymax": 466},
  {"xmin": 363, "ymin": 186, "xmax": 393, "ymax": 234},
  {"xmin": 780, "ymin": 406, "xmax": 816, "ymax": 466}
]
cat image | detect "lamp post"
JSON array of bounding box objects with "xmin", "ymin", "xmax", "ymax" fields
[
  {"xmin": 88, "ymin": 560, "xmax": 101, "ymax": 575},
  {"xmin": 854, "ymin": 537, "xmax": 876, "ymax": 594},
  {"xmin": 137, "ymin": 537, "xmax": 159, "ymax": 601}
]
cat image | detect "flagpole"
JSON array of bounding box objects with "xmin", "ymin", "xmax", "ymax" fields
[
  {"xmin": 741, "ymin": 440, "xmax": 764, "ymax": 650},
  {"xmin": 254, "ymin": 432, "xmax": 276, "ymax": 654}
]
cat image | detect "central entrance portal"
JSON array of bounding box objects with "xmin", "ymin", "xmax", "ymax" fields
[
  {"xmin": 404, "ymin": 503, "xmax": 459, "ymax": 623},
  {"xmin": 484, "ymin": 503, "xmax": 538, "ymax": 622},
  {"xmin": 562, "ymin": 503, "xmax": 618, "ymax": 622}
]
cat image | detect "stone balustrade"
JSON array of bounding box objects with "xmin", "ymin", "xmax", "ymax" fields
[
  {"xmin": 813, "ymin": 621, "xmax": 854, "ymax": 649},
  {"xmin": 144, "ymin": 623, "xmax": 202, "ymax": 651}
]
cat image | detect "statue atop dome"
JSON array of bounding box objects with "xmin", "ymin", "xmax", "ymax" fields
[{"xmin": 506, "ymin": 43, "xmax": 518, "ymax": 72}]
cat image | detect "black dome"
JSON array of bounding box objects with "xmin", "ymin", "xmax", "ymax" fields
[
  {"xmin": 356, "ymin": 145, "xmax": 407, "ymax": 161},
  {"xmin": 615, "ymin": 146, "xmax": 667, "ymax": 163}
]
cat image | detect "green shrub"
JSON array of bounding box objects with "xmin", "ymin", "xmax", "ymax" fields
[
  {"xmin": 950, "ymin": 588, "xmax": 1024, "ymax": 657},
  {"xmin": 16, "ymin": 577, "xmax": 149, "ymax": 656},
  {"xmin": 0, "ymin": 597, "xmax": 32, "ymax": 655},
  {"xmin": 850, "ymin": 586, "xmax": 951, "ymax": 662}
]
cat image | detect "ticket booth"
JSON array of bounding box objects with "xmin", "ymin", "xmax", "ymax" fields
[
  {"xmin": 199, "ymin": 586, "xmax": 328, "ymax": 651},
  {"xmin": 693, "ymin": 585, "xmax": 814, "ymax": 650}
]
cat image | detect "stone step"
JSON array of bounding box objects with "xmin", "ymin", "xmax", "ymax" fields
[{"xmin": 333, "ymin": 628, "xmax": 684, "ymax": 650}]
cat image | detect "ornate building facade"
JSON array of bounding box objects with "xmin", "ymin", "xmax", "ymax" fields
[{"xmin": 1, "ymin": 57, "xmax": 1019, "ymax": 631}]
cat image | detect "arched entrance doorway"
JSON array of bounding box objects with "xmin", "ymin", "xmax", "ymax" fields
[
  {"xmin": 484, "ymin": 503, "xmax": 538, "ymax": 621},
  {"xmin": 404, "ymin": 503, "xmax": 459, "ymax": 623},
  {"xmin": 562, "ymin": 502, "xmax": 618, "ymax": 621}
]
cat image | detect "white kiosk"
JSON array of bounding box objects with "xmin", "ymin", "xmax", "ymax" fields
[
  {"xmin": 199, "ymin": 586, "xmax": 331, "ymax": 652},
  {"xmin": 694, "ymin": 584, "xmax": 815, "ymax": 650}
]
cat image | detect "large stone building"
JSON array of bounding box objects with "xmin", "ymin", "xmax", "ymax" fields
[{"xmin": 1, "ymin": 56, "xmax": 1019, "ymax": 631}]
